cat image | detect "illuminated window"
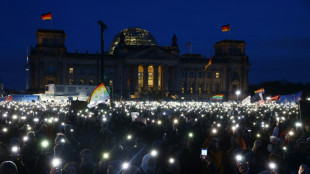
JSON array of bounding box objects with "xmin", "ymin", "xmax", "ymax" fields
[
  {"xmin": 69, "ymin": 68, "xmax": 74, "ymax": 75},
  {"xmin": 109, "ymin": 80, "xmax": 113, "ymax": 86},
  {"xmin": 79, "ymin": 79, "xmax": 84, "ymax": 85},
  {"xmin": 138, "ymin": 65, "xmax": 144, "ymax": 91},
  {"xmin": 182, "ymin": 87, "xmax": 185, "ymax": 94},
  {"xmin": 89, "ymin": 80, "xmax": 94, "ymax": 85},
  {"xmin": 158, "ymin": 66, "xmax": 162, "ymax": 91},
  {"xmin": 148, "ymin": 66, "xmax": 154, "ymax": 90},
  {"xmin": 216, "ymin": 72, "xmax": 220, "ymax": 78},
  {"xmin": 207, "ymin": 82, "xmax": 211, "ymax": 94},
  {"xmin": 190, "ymin": 87, "xmax": 193, "ymax": 94},
  {"xmin": 69, "ymin": 79, "xmax": 74, "ymax": 85},
  {"xmin": 199, "ymin": 87, "xmax": 202, "ymax": 94}
]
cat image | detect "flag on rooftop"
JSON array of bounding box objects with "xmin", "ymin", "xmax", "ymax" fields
[
  {"xmin": 41, "ymin": 12, "xmax": 52, "ymax": 20},
  {"xmin": 222, "ymin": 24, "xmax": 230, "ymax": 32},
  {"xmin": 203, "ymin": 56, "xmax": 212, "ymax": 71}
]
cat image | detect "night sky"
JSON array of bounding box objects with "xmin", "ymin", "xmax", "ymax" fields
[{"xmin": 1, "ymin": 0, "xmax": 310, "ymax": 90}]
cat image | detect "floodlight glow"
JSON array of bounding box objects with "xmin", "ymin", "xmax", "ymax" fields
[
  {"xmin": 151, "ymin": 150, "xmax": 158, "ymax": 157},
  {"xmin": 289, "ymin": 131, "xmax": 294, "ymax": 136},
  {"xmin": 103, "ymin": 152, "xmax": 109, "ymax": 159},
  {"xmin": 235, "ymin": 154, "xmax": 243, "ymax": 161},
  {"xmin": 235, "ymin": 90, "xmax": 241, "ymax": 96},
  {"xmin": 23, "ymin": 136, "xmax": 28, "ymax": 142},
  {"xmin": 257, "ymin": 134, "xmax": 261, "ymax": 138},
  {"xmin": 11, "ymin": 146, "xmax": 19, "ymax": 153},
  {"xmin": 212, "ymin": 128, "xmax": 217, "ymax": 134},
  {"xmin": 41, "ymin": 140, "xmax": 49, "ymax": 148},
  {"xmin": 157, "ymin": 120, "xmax": 162, "ymax": 125},
  {"xmin": 188, "ymin": 132, "xmax": 193, "ymax": 138},
  {"xmin": 122, "ymin": 162, "xmax": 129, "ymax": 170},
  {"xmin": 173, "ymin": 119, "xmax": 178, "ymax": 124},
  {"xmin": 127, "ymin": 134, "xmax": 132, "ymax": 140},
  {"xmin": 169, "ymin": 158, "xmax": 175, "ymax": 164},
  {"xmin": 60, "ymin": 138, "xmax": 66, "ymax": 143},
  {"xmin": 295, "ymin": 122, "xmax": 302, "ymax": 127},
  {"xmin": 269, "ymin": 162, "xmax": 277, "ymax": 170},
  {"xmin": 52, "ymin": 158, "xmax": 61, "ymax": 167}
]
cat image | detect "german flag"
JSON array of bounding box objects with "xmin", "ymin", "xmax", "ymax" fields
[
  {"xmin": 212, "ymin": 94, "xmax": 223, "ymax": 100},
  {"xmin": 41, "ymin": 12, "xmax": 52, "ymax": 20},
  {"xmin": 203, "ymin": 56, "xmax": 212, "ymax": 71},
  {"xmin": 221, "ymin": 24, "xmax": 230, "ymax": 32}
]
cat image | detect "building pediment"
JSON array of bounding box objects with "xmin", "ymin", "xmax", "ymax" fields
[{"xmin": 124, "ymin": 47, "xmax": 179, "ymax": 61}]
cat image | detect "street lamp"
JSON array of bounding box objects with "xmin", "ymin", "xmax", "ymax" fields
[{"xmin": 235, "ymin": 90, "xmax": 241, "ymax": 102}]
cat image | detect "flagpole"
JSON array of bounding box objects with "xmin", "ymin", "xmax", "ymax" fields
[
  {"xmin": 121, "ymin": 75, "xmax": 123, "ymax": 99},
  {"xmin": 128, "ymin": 79, "xmax": 130, "ymax": 100},
  {"xmin": 50, "ymin": 12, "xmax": 53, "ymax": 29}
]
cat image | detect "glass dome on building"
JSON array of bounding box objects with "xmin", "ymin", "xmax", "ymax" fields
[{"xmin": 109, "ymin": 27, "xmax": 158, "ymax": 55}]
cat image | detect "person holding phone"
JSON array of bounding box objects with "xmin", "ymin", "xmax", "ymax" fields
[{"xmin": 201, "ymin": 138, "xmax": 224, "ymax": 174}]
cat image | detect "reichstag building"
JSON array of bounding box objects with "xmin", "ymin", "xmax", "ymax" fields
[{"xmin": 29, "ymin": 27, "xmax": 250, "ymax": 100}]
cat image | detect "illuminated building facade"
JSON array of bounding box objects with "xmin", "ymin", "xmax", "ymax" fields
[{"xmin": 29, "ymin": 27, "xmax": 250, "ymax": 100}]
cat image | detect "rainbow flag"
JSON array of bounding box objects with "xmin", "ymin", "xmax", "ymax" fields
[
  {"xmin": 254, "ymin": 88, "xmax": 265, "ymax": 94},
  {"xmin": 87, "ymin": 83, "xmax": 110, "ymax": 108},
  {"xmin": 212, "ymin": 94, "xmax": 223, "ymax": 100}
]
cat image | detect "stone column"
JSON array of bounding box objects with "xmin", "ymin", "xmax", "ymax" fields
[
  {"xmin": 154, "ymin": 65, "xmax": 158, "ymax": 92},
  {"xmin": 143, "ymin": 64, "xmax": 148, "ymax": 92},
  {"xmin": 162, "ymin": 66, "xmax": 168, "ymax": 93},
  {"xmin": 134, "ymin": 65, "xmax": 139, "ymax": 92},
  {"xmin": 194, "ymin": 71, "xmax": 197, "ymax": 93},
  {"xmin": 175, "ymin": 66, "xmax": 180, "ymax": 93}
]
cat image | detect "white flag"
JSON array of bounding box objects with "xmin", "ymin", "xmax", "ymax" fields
[{"xmin": 242, "ymin": 95, "xmax": 251, "ymax": 105}]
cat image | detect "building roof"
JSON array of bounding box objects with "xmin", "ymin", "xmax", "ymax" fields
[
  {"xmin": 214, "ymin": 40, "xmax": 246, "ymax": 45},
  {"xmin": 109, "ymin": 27, "xmax": 158, "ymax": 55}
]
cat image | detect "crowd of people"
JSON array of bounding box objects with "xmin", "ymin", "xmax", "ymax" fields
[{"xmin": 0, "ymin": 100, "xmax": 309, "ymax": 174}]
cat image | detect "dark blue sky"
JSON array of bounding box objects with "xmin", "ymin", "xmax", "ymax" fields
[{"xmin": 1, "ymin": 0, "xmax": 310, "ymax": 89}]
